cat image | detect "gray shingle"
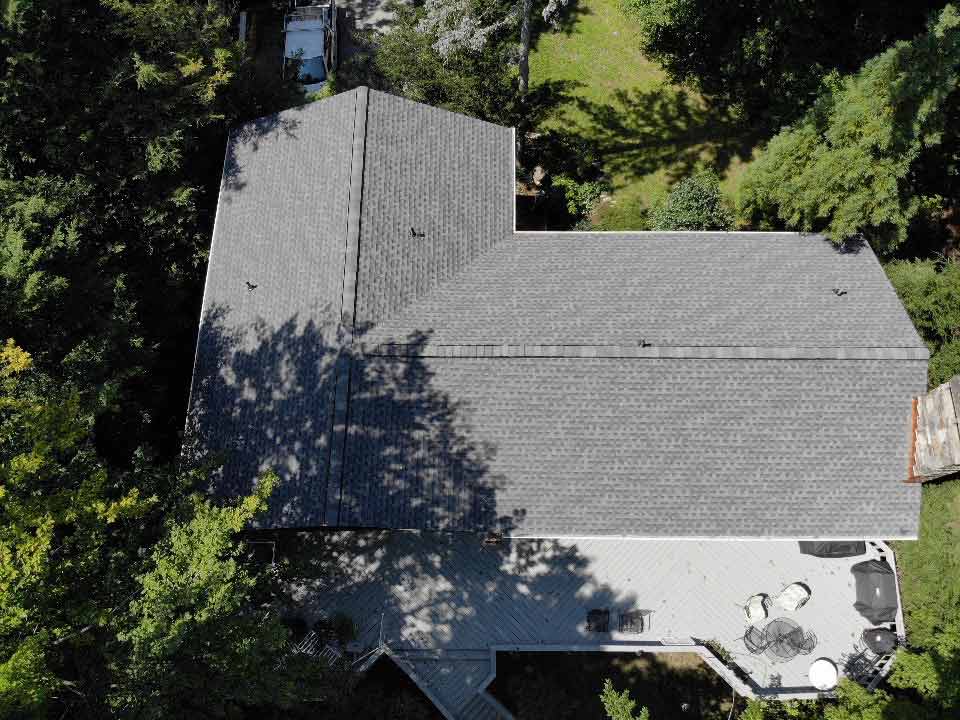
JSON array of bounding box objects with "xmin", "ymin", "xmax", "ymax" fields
[
  {"xmin": 340, "ymin": 356, "xmax": 924, "ymax": 537},
  {"xmin": 187, "ymin": 88, "xmax": 927, "ymax": 537},
  {"xmin": 355, "ymin": 90, "xmax": 514, "ymax": 327},
  {"xmin": 184, "ymin": 89, "xmax": 363, "ymax": 527},
  {"xmin": 363, "ymin": 232, "xmax": 926, "ymax": 350}
]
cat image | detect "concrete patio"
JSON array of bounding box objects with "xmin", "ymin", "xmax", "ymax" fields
[{"xmin": 287, "ymin": 532, "xmax": 903, "ymax": 718}]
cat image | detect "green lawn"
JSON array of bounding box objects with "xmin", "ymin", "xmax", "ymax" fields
[
  {"xmin": 528, "ymin": 0, "xmax": 754, "ymax": 229},
  {"xmin": 894, "ymin": 479, "xmax": 960, "ymax": 648},
  {"xmin": 489, "ymin": 651, "xmax": 742, "ymax": 719}
]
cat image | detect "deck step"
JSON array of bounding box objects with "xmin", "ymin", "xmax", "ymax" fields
[{"xmin": 457, "ymin": 691, "xmax": 513, "ymax": 720}]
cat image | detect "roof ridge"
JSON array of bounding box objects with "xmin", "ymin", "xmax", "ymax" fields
[
  {"xmin": 340, "ymin": 85, "xmax": 368, "ymax": 329},
  {"xmin": 361, "ymin": 341, "xmax": 930, "ymax": 361}
]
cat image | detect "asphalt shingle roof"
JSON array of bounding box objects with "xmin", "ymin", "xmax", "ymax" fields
[
  {"xmin": 186, "ymin": 88, "xmax": 928, "ymax": 537},
  {"xmin": 362, "ymin": 232, "xmax": 924, "ymax": 350}
]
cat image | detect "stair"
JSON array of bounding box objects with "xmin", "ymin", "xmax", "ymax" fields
[{"xmin": 457, "ymin": 691, "xmax": 513, "ymax": 720}]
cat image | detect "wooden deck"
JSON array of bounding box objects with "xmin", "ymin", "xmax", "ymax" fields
[{"xmin": 289, "ymin": 533, "xmax": 902, "ymax": 718}]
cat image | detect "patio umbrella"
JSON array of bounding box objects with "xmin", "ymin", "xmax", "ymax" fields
[
  {"xmin": 851, "ymin": 560, "xmax": 898, "ymax": 623},
  {"xmin": 798, "ymin": 541, "xmax": 866, "ymax": 558}
]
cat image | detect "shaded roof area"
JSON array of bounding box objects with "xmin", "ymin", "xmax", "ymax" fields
[
  {"xmin": 186, "ymin": 87, "xmax": 928, "ymax": 536},
  {"xmin": 184, "ymin": 89, "xmax": 362, "ymax": 526}
]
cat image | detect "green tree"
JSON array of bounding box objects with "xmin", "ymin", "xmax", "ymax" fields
[
  {"xmin": 622, "ymin": 0, "xmax": 944, "ymax": 130},
  {"xmin": 0, "ymin": 340, "xmax": 161, "ymax": 714},
  {"xmin": 111, "ymin": 472, "xmax": 323, "ymax": 717},
  {"xmin": 885, "ymin": 259, "xmax": 960, "ymax": 386},
  {"xmin": 371, "ymin": 0, "xmax": 523, "ymax": 126},
  {"xmin": 651, "ymin": 171, "xmax": 733, "ymax": 231},
  {"xmin": 823, "ymin": 679, "xmax": 924, "ymax": 720},
  {"xmin": 0, "ymin": 340, "xmax": 316, "ymax": 717},
  {"xmin": 600, "ymin": 679, "xmax": 650, "ymax": 720},
  {"xmin": 891, "ymin": 476, "xmax": 960, "ymax": 718},
  {"xmin": 0, "ymin": 0, "xmax": 302, "ymax": 457},
  {"xmin": 737, "ymin": 5, "xmax": 960, "ymax": 251}
]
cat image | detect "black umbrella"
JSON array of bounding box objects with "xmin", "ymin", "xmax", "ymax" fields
[
  {"xmin": 852, "ymin": 560, "xmax": 898, "ymax": 623},
  {"xmin": 798, "ymin": 541, "xmax": 866, "ymax": 558}
]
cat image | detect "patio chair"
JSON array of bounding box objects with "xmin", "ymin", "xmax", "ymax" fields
[
  {"xmin": 618, "ymin": 610, "xmax": 644, "ymax": 634},
  {"xmin": 587, "ymin": 608, "xmax": 610, "ymax": 633},
  {"xmin": 743, "ymin": 625, "xmax": 769, "ymax": 654},
  {"xmin": 796, "ymin": 630, "xmax": 817, "ymax": 655},
  {"xmin": 773, "ymin": 582, "xmax": 811, "ymax": 612},
  {"xmin": 744, "ymin": 594, "xmax": 771, "ymax": 624}
]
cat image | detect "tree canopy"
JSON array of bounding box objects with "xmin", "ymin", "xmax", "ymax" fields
[
  {"xmin": 600, "ymin": 679, "xmax": 650, "ymax": 720},
  {"xmin": 622, "ymin": 0, "xmax": 945, "ymax": 130},
  {"xmin": 0, "ymin": 0, "xmax": 316, "ymax": 715},
  {"xmin": 737, "ymin": 4, "xmax": 960, "ymax": 251}
]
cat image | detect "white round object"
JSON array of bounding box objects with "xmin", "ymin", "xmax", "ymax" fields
[{"xmin": 809, "ymin": 658, "xmax": 839, "ymax": 690}]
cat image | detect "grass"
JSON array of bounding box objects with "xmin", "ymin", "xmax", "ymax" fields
[
  {"xmin": 488, "ymin": 651, "xmax": 742, "ymax": 720},
  {"xmin": 528, "ymin": 0, "xmax": 756, "ymax": 229},
  {"xmin": 894, "ymin": 478, "xmax": 960, "ymax": 649}
]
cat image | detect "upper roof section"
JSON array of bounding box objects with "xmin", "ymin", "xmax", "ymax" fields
[
  {"xmin": 363, "ymin": 232, "xmax": 926, "ymax": 355},
  {"xmin": 204, "ymin": 87, "xmax": 926, "ymax": 360},
  {"xmin": 355, "ymin": 90, "xmax": 515, "ymax": 327}
]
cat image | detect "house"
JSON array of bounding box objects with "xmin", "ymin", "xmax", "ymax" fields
[{"xmin": 185, "ymin": 87, "xmax": 930, "ymax": 717}]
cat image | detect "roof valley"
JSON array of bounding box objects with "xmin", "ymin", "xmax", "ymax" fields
[{"xmin": 324, "ymin": 87, "xmax": 369, "ymax": 526}]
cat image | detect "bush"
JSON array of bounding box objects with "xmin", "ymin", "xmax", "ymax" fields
[
  {"xmin": 884, "ymin": 258, "xmax": 960, "ymax": 387},
  {"xmin": 650, "ymin": 171, "xmax": 733, "ymax": 231},
  {"xmin": 551, "ymin": 175, "xmax": 609, "ymax": 219},
  {"xmin": 930, "ymin": 340, "xmax": 960, "ymax": 387}
]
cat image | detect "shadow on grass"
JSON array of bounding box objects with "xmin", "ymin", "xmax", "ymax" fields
[
  {"xmin": 529, "ymin": 0, "xmax": 590, "ymax": 48},
  {"xmin": 489, "ymin": 651, "xmax": 742, "ymax": 720},
  {"xmin": 570, "ymin": 87, "xmax": 761, "ymax": 183}
]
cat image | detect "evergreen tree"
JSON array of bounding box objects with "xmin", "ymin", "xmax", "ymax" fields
[
  {"xmin": 737, "ymin": 5, "xmax": 960, "ymax": 251},
  {"xmin": 600, "ymin": 679, "xmax": 650, "ymax": 720}
]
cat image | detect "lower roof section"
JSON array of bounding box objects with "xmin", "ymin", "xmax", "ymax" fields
[{"xmin": 332, "ymin": 355, "xmax": 924, "ymax": 538}]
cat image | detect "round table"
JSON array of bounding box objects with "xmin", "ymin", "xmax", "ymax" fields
[
  {"xmin": 762, "ymin": 617, "xmax": 804, "ymax": 662},
  {"xmin": 809, "ymin": 657, "xmax": 839, "ymax": 690}
]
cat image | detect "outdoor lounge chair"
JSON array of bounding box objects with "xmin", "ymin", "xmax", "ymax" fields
[
  {"xmin": 744, "ymin": 594, "xmax": 771, "ymax": 624},
  {"xmin": 774, "ymin": 582, "xmax": 811, "ymax": 612}
]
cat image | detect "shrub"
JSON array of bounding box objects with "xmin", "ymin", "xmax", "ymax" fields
[
  {"xmin": 551, "ymin": 175, "xmax": 610, "ymax": 219},
  {"xmin": 650, "ymin": 171, "xmax": 733, "ymax": 231},
  {"xmin": 929, "ymin": 340, "xmax": 960, "ymax": 387},
  {"xmin": 884, "ymin": 258, "xmax": 960, "ymax": 387}
]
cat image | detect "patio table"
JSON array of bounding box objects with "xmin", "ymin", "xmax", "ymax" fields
[{"xmin": 762, "ymin": 617, "xmax": 804, "ymax": 663}]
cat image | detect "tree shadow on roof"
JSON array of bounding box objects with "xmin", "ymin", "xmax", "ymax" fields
[
  {"xmin": 222, "ymin": 111, "xmax": 302, "ymax": 193},
  {"xmin": 184, "ymin": 303, "xmax": 512, "ymax": 533}
]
